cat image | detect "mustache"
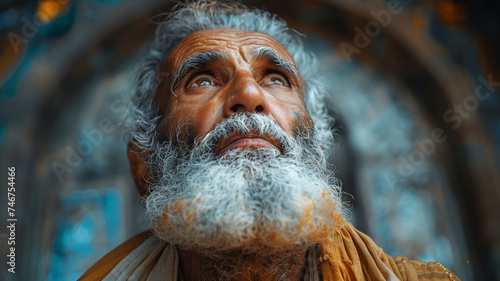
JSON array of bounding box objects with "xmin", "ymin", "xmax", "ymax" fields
[{"xmin": 193, "ymin": 113, "xmax": 299, "ymax": 156}]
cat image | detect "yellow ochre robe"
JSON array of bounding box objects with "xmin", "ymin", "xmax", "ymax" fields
[{"xmin": 79, "ymin": 223, "xmax": 461, "ymax": 281}]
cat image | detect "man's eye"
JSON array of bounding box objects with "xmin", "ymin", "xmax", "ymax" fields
[
  {"xmin": 188, "ymin": 75, "xmax": 215, "ymax": 89},
  {"xmin": 262, "ymin": 73, "xmax": 290, "ymax": 87}
]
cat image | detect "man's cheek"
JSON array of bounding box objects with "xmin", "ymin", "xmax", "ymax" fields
[{"xmin": 281, "ymin": 105, "xmax": 311, "ymax": 133}]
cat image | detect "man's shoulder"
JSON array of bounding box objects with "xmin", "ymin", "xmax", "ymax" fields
[
  {"xmin": 397, "ymin": 258, "xmax": 461, "ymax": 281},
  {"xmin": 318, "ymin": 223, "xmax": 461, "ymax": 281},
  {"xmin": 78, "ymin": 231, "xmax": 152, "ymax": 281}
]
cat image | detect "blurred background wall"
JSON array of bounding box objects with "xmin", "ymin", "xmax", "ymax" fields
[{"xmin": 0, "ymin": 0, "xmax": 499, "ymax": 280}]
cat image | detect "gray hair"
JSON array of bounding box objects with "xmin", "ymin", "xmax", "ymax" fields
[{"xmin": 122, "ymin": 0, "xmax": 334, "ymax": 154}]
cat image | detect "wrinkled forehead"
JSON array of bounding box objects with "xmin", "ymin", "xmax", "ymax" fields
[{"xmin": 164, "ymin": 28, "xmax": 296, "ymax": 72}]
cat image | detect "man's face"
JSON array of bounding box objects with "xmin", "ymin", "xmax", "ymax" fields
[
  {"xmin": 143, "ymin": 28, "xmax": 343, "ymax": 259},
  {"xmin": 156, "ymin": 28, "xmax": 311, "ymax": 150}
]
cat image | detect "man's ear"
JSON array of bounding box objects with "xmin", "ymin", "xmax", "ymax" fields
[{"xmin": 127, "ymin": 142, "xmax": 151, "ymax": 197}]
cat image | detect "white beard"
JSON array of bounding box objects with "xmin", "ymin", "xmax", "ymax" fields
[{"xmin": 144, "ymin": 113, "xmax": 345, "ymax": 257}]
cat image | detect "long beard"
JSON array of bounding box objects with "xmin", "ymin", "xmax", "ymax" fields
[{"xmin": 144, "ymin": 113, "xmax": 345, "ymax": 259}]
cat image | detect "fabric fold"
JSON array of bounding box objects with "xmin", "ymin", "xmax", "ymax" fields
[
  {"xmin": 102, "ymin": 236, "xmax": 178, "ymax": 281},
  {"xmin": 317, "ymin": 223, "xmax": 459, "ymax": 281},
  {"xmin": 80, "ymin": 224, "xmax": 461, "ymax": 281}
]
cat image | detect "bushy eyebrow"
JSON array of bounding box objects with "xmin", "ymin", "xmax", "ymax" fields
[
  {"xmin": 171, "ymin": 51, "xmax": 229, "ymax": 90},
  {"xmin": 250, "ymin": 47, "xmax": 302, "ymax": 86}
]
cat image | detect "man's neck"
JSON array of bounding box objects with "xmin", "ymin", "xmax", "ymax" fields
[{"xmin": 178, "ymin": 248, "xmax": 309, "ymax": 281}]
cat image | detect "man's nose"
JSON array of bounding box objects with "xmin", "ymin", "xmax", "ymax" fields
[{"xmin": 223, "ymin": 72, "xmax": 270, "ymax": 117}]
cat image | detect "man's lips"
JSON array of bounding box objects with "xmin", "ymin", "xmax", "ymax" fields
[{"xmin": 215, "ymin": 133, "xmax": 281, "ymax": 155}]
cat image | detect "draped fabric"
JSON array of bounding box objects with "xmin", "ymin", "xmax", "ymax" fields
[
  {"xmin": 78, "ymin": 223, "xmax": 460, "ymax": 281},
  {"xmin": 317, "ymin": 223, "xmax": 460, "ymax": 281}
]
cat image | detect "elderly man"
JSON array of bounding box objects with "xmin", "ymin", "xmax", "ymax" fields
[{"xmin": 79, "ymin": 1, "xmax": 460, "ymax": 280}]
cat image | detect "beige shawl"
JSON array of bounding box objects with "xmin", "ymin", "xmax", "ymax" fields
[{"xmin": 78, "ymin": 223, "xmax": 460, "ymax": 281}]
